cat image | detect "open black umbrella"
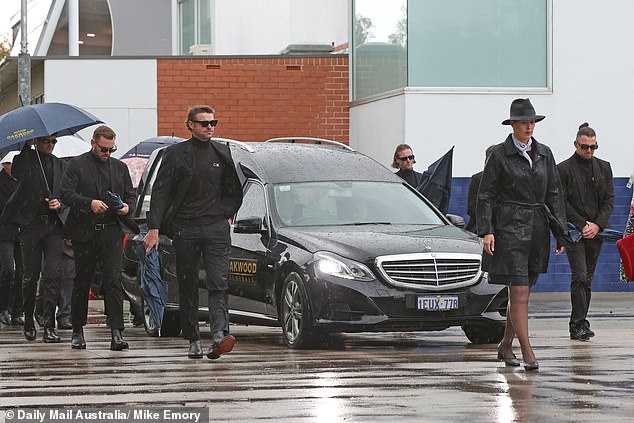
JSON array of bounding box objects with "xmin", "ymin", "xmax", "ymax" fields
[
  {"xmin": 0, "ymin": 102, "xmax": 103, "ymax": 150},
  {"xmin": 120, "ymin": 136, "xmax": 183, "ymax": 159}
]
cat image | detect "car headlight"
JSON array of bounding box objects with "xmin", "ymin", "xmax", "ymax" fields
[{"xmin": 313, "ymin": 252, "xmax": 375, "ymax": 281}]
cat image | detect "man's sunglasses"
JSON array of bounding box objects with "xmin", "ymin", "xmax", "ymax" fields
[
  {"xmin": 577, "ymin": 142, "xmax": 598, "ymax": 151},
  {"xmin": 40, "ymin": 138, "xmax": 57, "ymax": 145},
  {"xmin": 191, "ymin": 119, "xmax": 218, "ymax": 127},
  {"xmin": 398, "ymin": 154, "xmax": 415, "ymax": 162},
  {"xmin": 96, "ymin": 143, "xmax": 117, "ymax": 153}
]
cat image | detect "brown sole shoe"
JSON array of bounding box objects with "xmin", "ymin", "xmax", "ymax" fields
[{"xmin": 207, "ymin": 335, "xmax": 236, "ymax": 360}]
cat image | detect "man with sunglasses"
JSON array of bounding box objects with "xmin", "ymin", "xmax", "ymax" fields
[
  {"xmin": 61, "ymin": 125, "xmax": 136, "ymax": 351},
  {"xmin": 1, "ymin": 136, "xmax": 68, "ymax": 343},
  {"xmin": 558, "ymin": 122, "xmax": 614, "ymax": 341},
  {"xmin": 392, "ymin": 144, "xmax": 423, "ymax": 188},
  {"xmin": 144, "ymin": 105, "xmax": 243, "ymax": 360}
]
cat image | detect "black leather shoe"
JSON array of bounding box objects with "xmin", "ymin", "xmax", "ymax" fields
[
  {"xmin": 110, "ymin": 329, "xmax": 129, "ymax": 351},
  {"xmin": 71, "ymin": 329, "xmax": 86, "ymax": 349},
  {"xmin": 57, "ymin": 319, "xmax": 73, "ymax": 330},
  {"xmin": 524, "ymin": 361, "xmax": 539, "ymax": 371},
  {"xmin": 497, "ymin": 342, "xmax": 520, "ymax": 367},
  {"xmin": 188, "ymin": 340, "xmax": 204, "ymax": 359},
  {"xmin": 207, "ymin": 335, "xmax": 236, "ymax": 360},
  {"xmin": 24, "ymin": 327, "xmax": 37, "ymax": 341},
  {"xmin": 570, "ymin": 327, "xmax": 591, "ymax": 341},
  {"xmin": 11, "ymin": 315, "xmax": 25, "ymax": 326},
  {"xmin": 43, "ymin": 327, "xmax": 61, "ymax": 343}
]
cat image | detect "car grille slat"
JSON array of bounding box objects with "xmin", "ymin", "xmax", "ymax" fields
[{"xmin": 375, "ymin": 253, "xmax": 482, "ymax": 291}]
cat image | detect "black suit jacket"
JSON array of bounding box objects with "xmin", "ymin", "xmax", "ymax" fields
[
  {"xmin": 60, "ymin": 151, "xmax": 136, "ymax": 242},
  {"xmin": 1, "ymin": 143, "xmax": 68, "ymax": 226},
  {"xmin": 558, "ymin": 154, "xmax": 614, "ymax": 230},
  {"xmin": 148, "ymin": 138, "xmax": 243, "ymax": 236},
  {"xmin": 0, "ymin": 169, "xmax": 19, "ymax": 241},
  {"xmin": 465, "ymin": 171, "xmax": 483, "ymax": 233}
]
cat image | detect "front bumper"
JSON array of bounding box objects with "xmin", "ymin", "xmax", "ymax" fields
[{"xmin": 304, "ymin": 271, "xmax": 507, "ymax": 332}]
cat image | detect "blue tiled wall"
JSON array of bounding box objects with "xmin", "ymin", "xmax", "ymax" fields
[{"xmin": 448, "ymin": 177, "xmax": 634, "ymax": 292}]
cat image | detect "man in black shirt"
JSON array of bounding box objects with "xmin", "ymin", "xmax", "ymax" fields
[
  {"xmin": 1, "ymin": 137, "xmax": 67, "ymax": 343},
  {"xmin": 558, "ymin": 123, "xmax": 614, "ymax": 341},
  {"xmin": 392, "ymin": 144, "xmax": 422, "ymax": 188},
  {"xmin": 0, "ymin": 151, "xmax": 23, "ymax": 327},
  {"xmin": 61, "ymin": 125, "xmax": 136, "ymax": 351},
  {"xmin": 144, "ymin": 105, "xmax": 243, "ymax": 359}
]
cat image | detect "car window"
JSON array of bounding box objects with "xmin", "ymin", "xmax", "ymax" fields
[
  {"xmin": 273, "ymin": 181, "xmax": 443, "ymax": 226},
  {"xmin": 137, "ymin": 155, "xmax": 163, "ymax": 219},
  {"xmin": 235, "ymin": 181, "xmax": 267, "ymax": 221}
]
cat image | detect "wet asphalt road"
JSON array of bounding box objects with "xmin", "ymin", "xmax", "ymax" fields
[{"xmin": 1, "ymin": 292, "xmax": 633, "ymax": 423}]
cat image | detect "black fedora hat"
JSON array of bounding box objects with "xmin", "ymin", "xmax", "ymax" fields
[{"xmin": 502, "ymin": 98, "xmax": 545, "ymax": 125}]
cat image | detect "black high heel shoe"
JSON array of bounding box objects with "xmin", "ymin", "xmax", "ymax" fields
[
  {"xmin": 497, "ymin": 343, "xmax": 520, "ymax": 367},
  {"xmin": 524, "ymin": 361, "xmax": 539, "ymax": 371}
]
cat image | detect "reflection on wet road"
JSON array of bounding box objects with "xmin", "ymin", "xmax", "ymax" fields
[{"xmin": 1, "ymin": 293, "xmax": 633, "ymax": 422}]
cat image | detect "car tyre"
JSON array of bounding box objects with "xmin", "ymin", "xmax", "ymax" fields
[
  {"xmin": 142, "ymin": 300, "xmax": 159, "ymax": 337},
  {"xmin": 279, "ymin": 272, "xmax": 324, "ymax": 348},
  {"xmin": 462, "ymin": 324, "xmax": 505, "ymax": 344}
]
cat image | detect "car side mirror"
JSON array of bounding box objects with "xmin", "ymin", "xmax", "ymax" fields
[
  {"xmin": 233, "ymin": 216, "xmax": 265, "ymax": 234},
  {"xmin": 446, "ymin": 214, "xmax": 465, "ymax": 229}
]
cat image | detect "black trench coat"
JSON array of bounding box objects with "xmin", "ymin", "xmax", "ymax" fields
[{"xmin": 477, "ymin": 135, "xmax": 566, "ymax": 280}]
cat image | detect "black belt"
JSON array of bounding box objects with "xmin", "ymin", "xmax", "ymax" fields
[{"xmin": 94, "ymin": 221, "xmax": 118, "ymax": 231}]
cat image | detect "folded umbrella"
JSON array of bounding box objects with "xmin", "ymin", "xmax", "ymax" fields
[
  {"xmin": 135, "ymin": 245, "xmax": 168, "ymax": 332},
  {"xmin": 565, "ymin": 222, "xmax": 623, "ymax": 243},
  {"xmin": 0, "ymin": 102, "xmax": 103, "ymax": 152}
]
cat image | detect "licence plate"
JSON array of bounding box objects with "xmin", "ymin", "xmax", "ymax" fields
[{"xmin": 417, "ymin": 295, "xmax": 459, "ymax": 311}]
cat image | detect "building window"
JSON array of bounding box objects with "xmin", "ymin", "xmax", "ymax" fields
[
  {"xmin": 178, "ymin": 0, "xmax": 212, "ymax": 54},
  {"xmin": 352, "ymin": 0, "xmax": 407, "ymax": 100},
  {"xmin": 408, "ymin": 0, "xmax": 548, "ymax": 88},
  {"xmin": 351, "ymin": 0, "xmax": 549, "ymax": 100}
]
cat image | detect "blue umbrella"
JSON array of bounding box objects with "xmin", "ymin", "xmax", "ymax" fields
[
  {"xmin": 120, "ymin": 136, "xmax": 183, "ymax": 159},
  {"xmin": 0, "ymin": 102, "xmax": 103, "ymax": 150},
  {"xmin": 565, "ymin": 222, "xmax": 623, "ymax": 243},
  {"xmin": 135, "ymin": 245, "xmax": 168, "ymax": 331}
]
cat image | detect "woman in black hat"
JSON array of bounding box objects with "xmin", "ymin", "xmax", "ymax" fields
[{"xmin": 477, "ymin": 98, "xmax": 566, "ymax": 371}]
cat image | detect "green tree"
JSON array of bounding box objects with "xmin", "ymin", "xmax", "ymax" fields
[
  {"xmin": 354, "ymin": 14, "xmax": 373, "ymax": 46},
  {"xmin": 388, "ymin": 6, "xmax": 407, "ymax": 46}
]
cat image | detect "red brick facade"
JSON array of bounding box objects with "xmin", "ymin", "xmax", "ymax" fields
[{"xmin": 157, "ymin": 56, "xmax": 349, "ymax": 143}]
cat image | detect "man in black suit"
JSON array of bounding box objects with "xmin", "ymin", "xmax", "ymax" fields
[
  {"xmin": 61, "ymin": 125, "xmax": 136, "ymax": 351},
  {"xmin": 465, "ymin": 145, "xmax": 495, "ymax": 233},
  {"xmin": 143, "ymin": 105, "xmax": 243, "ymax": 360},
  {"xmin": 558, "ymin": 123, "xmax": 614, "ymax": 341},
  {"xmin": 0, "ymin": 151, "xmax": 23, "ymax": 327},
  {"xmin": 1, "ymin": 136, "xmax": 68, "ymax": 343}
]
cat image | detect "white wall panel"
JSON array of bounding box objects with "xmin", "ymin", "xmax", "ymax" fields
[{"xmin": 44, "ymin": 59, "xmax": 157, "ymax": 154}]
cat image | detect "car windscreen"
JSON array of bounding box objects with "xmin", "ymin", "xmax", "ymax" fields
[{"xmin": 273, "ymin": 181, "xmax": 444, "ymax": 227}]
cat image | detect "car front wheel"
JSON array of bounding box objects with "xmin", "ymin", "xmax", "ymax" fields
[{"xmin": 279, "ymin": 272, "xmax": 324, "ymax": 348}]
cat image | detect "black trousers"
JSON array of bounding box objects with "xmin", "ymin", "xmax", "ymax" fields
[
  {"xmin": 566, "ymin": 237, "xmax": 603, "ymax": 330},
  {"xmin": 71, "ymin": 225, "xmax": 125, "ymax": 330},
  {"xmin": 0, "ymin": 238, "xmax": 23, "ymax": 317},
  {"xmin": 19, "ymin": 217, "xmax": 64, "ymax": 329},
  {"xmin": 173, "ymin": 220, "xmax": 231, "ymax": 343}
]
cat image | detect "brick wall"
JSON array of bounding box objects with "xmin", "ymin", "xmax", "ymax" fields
[
  {"xmin": 449, "ymin": 177, "xmax": 634, "ymax": 292},
  {"xmin": 156, "ymin": 56, "xmax": 349, "ymax": 143}
]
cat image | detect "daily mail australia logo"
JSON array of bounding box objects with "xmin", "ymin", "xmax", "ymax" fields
[{"xmin": 229, "ymin": 259, "xmax": 257, "ymax": 283}]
